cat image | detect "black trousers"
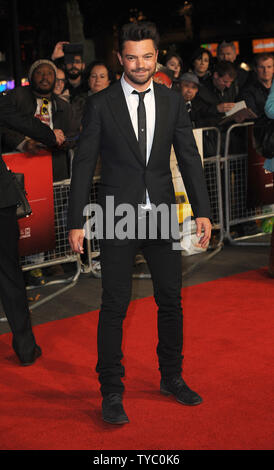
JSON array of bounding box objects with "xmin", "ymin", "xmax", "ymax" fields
[
  {"xmin": 0, "ymin": 206, "xmax": 36, "ymax": 359},
  {"xmin": 96, "ymin": 221, "xmax": 183, "ymax": 397}
]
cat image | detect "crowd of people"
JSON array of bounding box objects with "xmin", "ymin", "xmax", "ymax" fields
[
  {"xmin": 2, "ymin": 38, "xmax": 274, "ymax": 159},
  {"xmin": 0, "ymin": 20, "xmax": 273, "ymax": 425},
  {"xmin": 3, "ymin": 38, "xmax": 274, "ymax": 164},
  {"xmin": 0, "ymin": 39, "xmax": 272, "ymax": 262},
  {"xmin": 0, "ymin": 37, "xmax": 273, "ymax": 284}
]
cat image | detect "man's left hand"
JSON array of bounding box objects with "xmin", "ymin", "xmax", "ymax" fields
[{"xmin": 195, "ymin": 217, "xmax": 212, "ymax": 249}]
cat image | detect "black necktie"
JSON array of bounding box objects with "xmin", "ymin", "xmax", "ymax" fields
[{"xmin": 132, "ymin": 89, "xmax": 151, "ymax": 164}]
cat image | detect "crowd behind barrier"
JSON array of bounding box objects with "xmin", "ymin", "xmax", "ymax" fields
[
  {"xmin": 1, "ymin": 34, "xmax": 274, "ymax": 308},
  {"xmin": 1, "ymin": 120, "xmax": 270, "ymax": 301}
]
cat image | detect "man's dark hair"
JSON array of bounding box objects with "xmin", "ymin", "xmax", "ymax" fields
[
  {"xmin": 214, "ymin": 60, "xmax": 237, "ymax": 79},
  {"xmin": 118, "ymin": 21, "xmax": 160, "ymax": 54}
]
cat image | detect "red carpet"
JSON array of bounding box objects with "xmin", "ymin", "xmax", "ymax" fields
[{"xmin": 0, "ymin": 268, "xmax": 273, "ymax": 450}]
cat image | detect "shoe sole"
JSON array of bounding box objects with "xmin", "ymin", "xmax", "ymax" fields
[
  {"xmin": 20, "ymin": 350, "xmax": 42, "ymax": 367},
  {"xmin": 102, "ymin": 417, "xmax": 129, "ymax": 425},
  {"xmin": 160, "ymin": 388, "xmax": 203, "ymax": 406}
]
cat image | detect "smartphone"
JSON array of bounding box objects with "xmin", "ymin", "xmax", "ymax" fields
[{"xmin": 63, "ymin": 43, "xmax": 83, "ymax": 64}]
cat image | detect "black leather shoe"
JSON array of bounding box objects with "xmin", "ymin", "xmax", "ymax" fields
[
  {"xmin": 160, "ymin": 376, "xmax": 203, "ymax": 406},
  {"xmin": 16, "ymin": 345, "xmax": 42, "ymax": 366},
  {"xmin": 102, "ymin": 393, "xmax": 129, "ymax": 424}
]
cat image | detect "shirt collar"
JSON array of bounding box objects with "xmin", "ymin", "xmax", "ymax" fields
[{"xmin": 121, "ymin": 73, "xmax": 154, "ymax": 97}]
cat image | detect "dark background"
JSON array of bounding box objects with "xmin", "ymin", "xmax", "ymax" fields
[{"xmin": 0, "ymin": 0, "xmax": 273, "ymax": 80}]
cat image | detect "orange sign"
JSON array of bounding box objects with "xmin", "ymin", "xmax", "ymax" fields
[{"xmin": 252, "ymin": 38, "xmax": 274, "ymax": 54}]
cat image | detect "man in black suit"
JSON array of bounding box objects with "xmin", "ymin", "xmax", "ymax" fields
[
  {"xmin": 0, "ymin": 92, "xmax": 64, "ymax": 365},
  {"xmin": 68, "ymin": 22, "xmax": 211, "ymax": 424}
]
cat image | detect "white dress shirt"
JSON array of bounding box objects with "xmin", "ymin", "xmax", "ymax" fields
[{"xmin": 120, "ymin": 74, "xmax": 156, "ymax": 209}]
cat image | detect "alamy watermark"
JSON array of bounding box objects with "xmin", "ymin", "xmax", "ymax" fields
[{"xmin": 82, "ymin": 196, "xmax": 194, "ymax": 251}]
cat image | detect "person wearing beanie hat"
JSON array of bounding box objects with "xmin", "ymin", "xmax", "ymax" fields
[
  {"xmin": 28, "ymin": 59, "xmax": 58, "ymax": 85},
  {"xmin": 2, "ymin": 58, "xmax": 74, "ymax": 181},
  {"xmin": 1, "ymin": 59, "xmax": 76, "ymax": 287}
]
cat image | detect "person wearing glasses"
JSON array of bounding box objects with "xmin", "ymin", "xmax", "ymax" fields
[
  {"xmin": 2, "ymin": 59, "xmax": 75, "ymax": 182},
  {"xmin": 54, "ymin": 67, "xmax": 70, "ymax": 102},
  {"xmin": 51, "ymin": 42, "xmax": 88, "ymax": 133},
  {"xmin": 1, "ymin": 59, "xmax": 76, "ymax": 286}
]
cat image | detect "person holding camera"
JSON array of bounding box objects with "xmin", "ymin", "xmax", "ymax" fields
[{"xmin": 51, "ymin": 41, "xmax": 88, "ymax": 133}]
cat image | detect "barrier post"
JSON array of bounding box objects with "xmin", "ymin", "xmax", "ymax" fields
[{"xmin": 20, "ymin": 179, "xmax": 81, "ymax": 310}]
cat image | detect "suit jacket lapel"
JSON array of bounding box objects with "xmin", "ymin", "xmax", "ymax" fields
[{"xmin": 106, "ymin": 81, "xmax": 143, "ymax": 164}]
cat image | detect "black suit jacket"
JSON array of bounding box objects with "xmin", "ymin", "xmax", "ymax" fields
[
  {"xmin": 0, "ymin": 93, "xmax": 56, "ymax": 209},
  {"xmin": 67, "ymin": 81, "xmax": 211, "ymax": 241}
]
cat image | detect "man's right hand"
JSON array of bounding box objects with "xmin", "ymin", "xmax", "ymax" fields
[
  {"xmin": 217, "ymin": 102, "xmax": 235, "ymax": 114},
  {"xmin": 51, "ymin": 41, "xmax": 69, "ymax": 61},
  {"xmin": 53, "ymin": 129, "xmax": 65, "ymax": 146},
  {"xmin": 69, "ymin": 229, "xmax": 85, "ymax": 254}
]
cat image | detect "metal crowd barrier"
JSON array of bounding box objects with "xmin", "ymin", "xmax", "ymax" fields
[
  {"xmin": 4, "ymin": 121, "xmax": 270, "ymax": 322},
  {"xmin": 80, "ymin": 126, "xmax": 225, "ymax": 279},
  {"xmin": 20, "ymin": 179, "xmax": 81, "ymax": 310},
  {"xmin": 0, "ymin": 124, "xmax": 226, "ymax": 324},
  {"xmin": 200, "ymin": 127, "xmax": 224, "ymax": 239},
  {"xmin": 223, "ymin": 122, "xmax": 274, "ymax": 246}
]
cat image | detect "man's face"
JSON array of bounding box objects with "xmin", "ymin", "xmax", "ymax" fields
[
  {"xmin": 180, "ymin": 81, "xmax": 198, "ymax": 102},
  {"xmin": 32, "ymin": 64, "xmax": 56, "ymax": 95},
  {"xmin": 65, "ymin": 55, "xmax": 85, "ymax": 79},
  {"xmin": 256, "ymin": 58, "xmax": 274, "ymax": 85},
  {"xmin": 213, "ymin": 72, "xmax": 234, "ymax": 91},
  {"xmin": 118, "ymin": 39, "xmax": 158, "ymax": 90},
  {"xmin": 218, "ymin": 46, "xmax": 236, "ymax": 63}
]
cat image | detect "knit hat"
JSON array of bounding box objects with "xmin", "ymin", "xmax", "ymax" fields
[
  {"xmin": 28, "ymin": 59, "xmax": 58, "ymax": 82},
  {"xmin": 180, "ymin": 72, "xmax": 200, "ymax": 86}
]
